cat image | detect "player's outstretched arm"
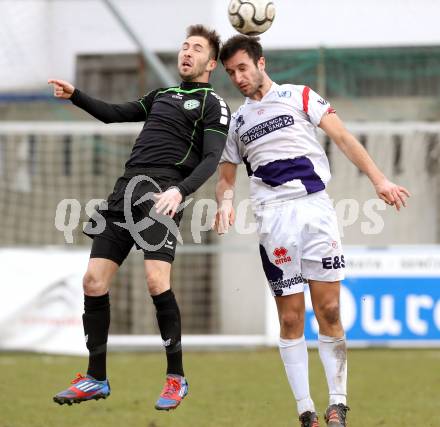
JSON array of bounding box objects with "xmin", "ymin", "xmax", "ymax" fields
[
  {"xmin": 213, "ymin": 162, "xmax": 237, "ymax": 234},
  {"xmin": 48, "ymin": 78, "xmax": 146, "ymax": 123},
  {"xmin": 319, "ymin": 113, "xmax": 411, "ymax": 211}
]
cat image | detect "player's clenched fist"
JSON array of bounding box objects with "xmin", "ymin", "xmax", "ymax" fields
[{"xmin": 47, "ymin": 79, "xmax": 75, "ymax": 99}]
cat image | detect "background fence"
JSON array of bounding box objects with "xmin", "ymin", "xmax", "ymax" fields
[{"xmin": 0, "ymin": 121, "xmax": 439, "ymax": 345}]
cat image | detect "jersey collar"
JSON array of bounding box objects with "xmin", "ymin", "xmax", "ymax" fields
[
  {"xmin": 180, "ymin": 81, "xmax": 212, "ymax": 90},
  {"xmin": 245, "ymin": 81, "xmax": 280, "ymax": 104}
]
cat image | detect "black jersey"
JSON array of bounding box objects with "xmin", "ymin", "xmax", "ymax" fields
[{"xmin": 70, "ymin": 81, "xmax": 230, "ymax": 196}]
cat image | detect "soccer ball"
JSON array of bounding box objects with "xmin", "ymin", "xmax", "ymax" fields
[{"xmin": 228, "ymin": 0, "xmax": 276, "ymax": 36}]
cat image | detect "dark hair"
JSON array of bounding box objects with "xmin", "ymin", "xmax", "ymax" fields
[
  {"xmin": 186, "ymin": 25, "xmax": 221, "ymax": 61},
  {"xmin": 219, "ymin": 35, "xmax": 263, "ymax": 65}
]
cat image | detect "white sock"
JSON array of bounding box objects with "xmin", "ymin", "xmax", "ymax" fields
[
  {"xmin": 318, "ymin": 334, "xmax": 347, "ymax": 406},
  {"xmin": 279, "ymin": 336, "xmax": 315, "ymax": 415}
]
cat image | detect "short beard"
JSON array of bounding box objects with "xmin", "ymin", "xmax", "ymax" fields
[
  {"xmin": 179, "ymin": 60, "xmax": 208, "ymax": 82},
  {"xmin": 246, "ymin": 73, "xmax": 264, "ymax": 98},
  {"xmin": 179, "ymin": 72, "xmax": 193, "ymax": 82}
]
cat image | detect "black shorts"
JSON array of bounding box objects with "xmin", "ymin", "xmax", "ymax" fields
[{"xmin": 84, "ymin": 167, "xmax": 185, "ymax": 265}]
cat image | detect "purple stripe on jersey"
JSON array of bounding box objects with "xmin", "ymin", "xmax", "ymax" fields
[{"xmin": 253, "ymin": 156, "xmax": 325, "ymax": 194}]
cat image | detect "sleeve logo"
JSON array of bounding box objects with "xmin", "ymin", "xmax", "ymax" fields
[
  {"xmin": 277, "ymin": 90, "xmax": 292, "ymax": 98},
  {"xmin": 211, "ymin": 92, "xmax": 229, "ymax": 125}
]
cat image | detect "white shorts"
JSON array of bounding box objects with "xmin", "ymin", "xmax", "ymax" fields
[{"xmin": 253, "ymin": 191, "xmax": 345, "ymax": 297}]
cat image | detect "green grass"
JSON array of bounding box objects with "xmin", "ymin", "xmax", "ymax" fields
[{"xmin": 0, "ymin": 349, "xmax": 439, "ymax": 427}]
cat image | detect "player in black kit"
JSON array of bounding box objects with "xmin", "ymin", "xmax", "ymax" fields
[{"xmin": 49, "ymin": 25, "xmax": 230, "ymax": 410}]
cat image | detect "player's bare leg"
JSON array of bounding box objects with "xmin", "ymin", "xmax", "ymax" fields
[
  {"xmin": 309, "ymin": 281, "xmax": 349, "ymax": 426},
  {"xmin": 145, "ymin": 260, "xmax": 188, "ymax": 410},
  {"xmin": 53, "ymin": 258, "xmax": 118, "ymax": 405},
  {"xmin": 83, "ymin": 257, "xmax": 119, "ymax": 296},
  {"xmin": 145, "ymin": 259, "xmax": 172, "ymax": 296},
  {"xmin": 275, "ymin": 292, "xmax": 305, "ymax": 339},
  {"xmin": 275, "ymin": 293, "xmax": 319, "ymax": 425}
]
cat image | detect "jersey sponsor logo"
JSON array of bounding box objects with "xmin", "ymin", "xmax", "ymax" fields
[
  {"xmin": 172, "ymin": 93, "xmax": 184, "ymax": 100},
  {"xmin": 269, "ymin": 273, "xmax": 306, "ymax": 292},
  {"xmin": 322, "ymin": 255, "xmax": 345, "ymax": 270},
  {"xmin": 240, "ymin": 115, "xmax": 294, "ymax": 145},
  {"xmin": 184, "ymin": 99, "xmax": 200, "ymax": 110},
  {"xmin": 273, "ymin": 247, "xmax": 292, "ymax": 265},
  {"xmin": 277, "ymin": 90, "xmax": 292, "ymax": 98}
]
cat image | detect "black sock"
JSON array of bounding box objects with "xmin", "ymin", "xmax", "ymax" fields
[
  {"xmin": 83, "ymin": 293, "xmax": 110, "ymax": 381},
  {"xmin": 152, "ymin": 289, "xmax": 184, "ymax": 377}
]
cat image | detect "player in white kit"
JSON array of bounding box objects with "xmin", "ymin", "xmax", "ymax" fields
[{"xmin": 214, "ymin": 35, "xmax": 410, "ymax": 427}]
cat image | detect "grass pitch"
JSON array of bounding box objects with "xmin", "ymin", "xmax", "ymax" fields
[{"xmin": 0, "ymin": 349, "xmax": 438, "ymax": 427}]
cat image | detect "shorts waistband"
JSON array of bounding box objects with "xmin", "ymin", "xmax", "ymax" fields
[
  {"xmin": 123, "ymin": 167, "xmax": 183, "ymax": 180},
  {"xmin": 253, "ymin": 190, "xmax": 328, "ymax": 210}
]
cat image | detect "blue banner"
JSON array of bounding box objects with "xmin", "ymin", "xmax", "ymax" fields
[
  {"xmin": 304, "ymin": 277, "xmax": 440, "ymax": 342},
  {"xmin": 298, "ymin": 247, "xmax": 440, "ymax": 344}
]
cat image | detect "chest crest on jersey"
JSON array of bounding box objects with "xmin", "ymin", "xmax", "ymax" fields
[{"xmin": 184, "ymin": 99, "xmax": 200, "ymax": 110}]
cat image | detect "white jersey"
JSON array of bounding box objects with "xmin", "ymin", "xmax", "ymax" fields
[{"xmin": 221, "ymin": 82, "xmax": 334, "ymax": 206}]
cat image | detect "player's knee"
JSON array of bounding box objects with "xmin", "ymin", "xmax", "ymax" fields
[
  {"xmin": 279, "ymin": 310, "xmax": 304, "ymax": 332},
  {"xmin": 146, "ymin": 269, "xmax": 169, "ymax": 296},
  {"xmin": 83, "ymin": 271, "xmax": 108, "ymax": 296},
  {"xmin": 319, "ymin": 302, "xmax": 341, "ymax": 327}
]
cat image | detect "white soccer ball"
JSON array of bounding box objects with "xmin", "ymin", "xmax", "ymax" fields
[{"xmin": 228, "ymin": 0, "xmax": 276, "ymax": 36}]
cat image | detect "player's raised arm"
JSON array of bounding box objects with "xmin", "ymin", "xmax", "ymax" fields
[
  {"xmin": 319, "ymin": 112, "xmax": 411, "ymax": 211},
  {"xmin": 214, "ymin": 162, "xmax": 237, "ymax": 234},
  {"xmin": 48, "ymin": 78, "xmax": 149, "ymax": 124}
]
